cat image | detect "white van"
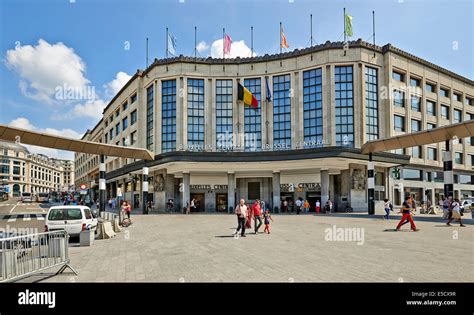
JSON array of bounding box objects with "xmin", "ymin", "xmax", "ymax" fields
[
  {"xmin": 45, "ymin": 206, "xmax": 97, "ymax": 237},
  {"xmin": 21, "ymin": 192, "xmax": 33, "ymax": 203}
]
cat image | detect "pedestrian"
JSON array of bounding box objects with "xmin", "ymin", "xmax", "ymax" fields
[
  {"xmin": 190, "ymin": 198, "xmax": 197, "ymax": 212},
  {"xmin": 295, "ymin": 198, "xmax": 302, "ymax": 215},
  {"xmin": 111, "ymin": 198, "xmax": 116, "ymax": 210},
  {"xmin": 396, "ymin": 196, "xmax": 418, "ymax": 231},
  {"xmin": 383, "ymin": 198, "xmax": 391, "ymax": 220},
  {"xmin": 123, "ymin": 200, "xmax": 131, "ymax": 220},
  {"xmin": 447, "ymin": 198, "xmax": 466, "ymax": 227},
  {"xmin": 167, "ymin": 199, "xmax": 174, "ymax": 212},
  {"xmin": 441, "ymin": 196, "xmax": 451, "ymax": 219},
  {"xmin": 234, "ymin": 199, "xmax": 248, "ymax": 237},
  {"xmin": 147, "ymin": 200, "xmax": 153, "ymax": 213},
  {"xmin": 260, "ymin": 200, "xmax": 266, "ymax": 213},
  {"xmin": 304, "ymin": 199, "xmax": 310, "ymax": 213},
  {"xmin": 245, "ymin": 203, "xmax": 252, "ymax": 229},
  {"xmin": 315, "ymin": 200, "xmax": 321, "ymax": 213},
  {"xmin": 263, "ymin": 210, "xmax": 274, "ymax": 234},
  {"xmin": 282, "ymin": 199, "xmax": 288, "ymax": 213},
  {"xmin": 252, "ymin": 199, "xmax": 263, "ymax": 234}
]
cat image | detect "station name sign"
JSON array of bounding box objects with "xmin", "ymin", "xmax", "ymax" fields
[
  {"xmin": 190, "ymin": 185, "xmax": 228, "ymax": 190},
  {"xmin": 281, "ymin": 183, "xmax": 321, "ymax": 192}
]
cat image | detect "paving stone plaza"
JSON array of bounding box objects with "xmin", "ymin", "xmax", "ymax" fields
[{"xmin": 39, "ymin": 213, "xmax": 473, "ymax": 283}]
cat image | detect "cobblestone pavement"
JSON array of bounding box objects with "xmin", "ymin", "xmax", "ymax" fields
[{"xmin": 40, "ymin": 212, "xmax": 473, "ymax": 283}]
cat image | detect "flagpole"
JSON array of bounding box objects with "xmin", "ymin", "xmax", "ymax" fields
[
  {"xmin": 223, "ymin": 28, "xmax": 225, "ymax": 71},
  {"xmin": 279, "ymin": 22, "xmax": 282, "ymax": 67},
  {"xmin": 146, "ymin": 37, "xmax": 149, "ymax": 68},
  {"xmin": 372, "ymin": 10, "xmax": 376, "ymax": 58},
  {"xmin": 166, "ymin": 27, "xmax": 169, "ymax": 58},
  {"xmin": 194, "ymin": 26, "xmax": 197, "ymax": 70},
  {"xmin": 251, "ymin": 26, "xmax": 254, "ymax": 70},
  {"xmin": 310, "ymin": 14, "xmax": 313, "ymax": 47},
  {"xmin": 343, "ymin": 8, "xmax": 346, "ymax": 43}
]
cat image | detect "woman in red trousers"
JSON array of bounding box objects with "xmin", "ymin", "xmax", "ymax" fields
[{"xmin": 396, "ymin": 196, "xmax": 418, "ymax": 231}]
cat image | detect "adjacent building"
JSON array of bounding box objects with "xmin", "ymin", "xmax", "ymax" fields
[
  {"xmin": 75, "ymin": 39, "xmax": 474, "ymax": 212},
  {"xmin": 0, "ymin": 140, "xmax": 75, "ymax": 197}
]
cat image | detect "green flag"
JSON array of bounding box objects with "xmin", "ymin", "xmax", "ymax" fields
[{"xmin": 345, "ymin": 13, "xmax": 353, "ymax": 37}]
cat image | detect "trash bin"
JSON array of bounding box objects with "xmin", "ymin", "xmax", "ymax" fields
[{"xmin": 80, "ymin": 229, "xmax": 95, "ymax": 246}]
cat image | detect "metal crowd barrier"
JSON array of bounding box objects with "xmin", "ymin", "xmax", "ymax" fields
[{"xmin": 0, "ymin": 230, "xmax": 77, "ymax": 283}]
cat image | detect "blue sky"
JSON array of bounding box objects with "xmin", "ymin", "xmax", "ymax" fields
[{"xmin": 0, "ymin": 0, "xmax": 473, "ymax": 159}]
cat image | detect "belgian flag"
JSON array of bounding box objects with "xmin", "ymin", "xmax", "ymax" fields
[{"xmin": 237, "ymin": 82, "xmax": 259, "ymax": 109}]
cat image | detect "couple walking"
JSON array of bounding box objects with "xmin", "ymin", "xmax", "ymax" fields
[{"xmin": 234, "ymin": 198, "xmax": 273, "ymax": 237}]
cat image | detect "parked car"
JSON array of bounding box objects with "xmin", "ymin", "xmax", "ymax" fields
[
  {"xmin": 36, "ymin": 192, "xmax": 50, "ymax": 203},
  {"xmin": 21, "ymin": 192, "xmax": 33, "ymax": 203},
  {"xmin": 45, "ymin": 206, "xmax": 98, "ymax": 237}
]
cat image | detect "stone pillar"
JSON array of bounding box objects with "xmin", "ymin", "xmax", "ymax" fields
[
  {"xmin": 142, "ymin": 166, "xmax": 149, "ymax": 214},
  {"xmin": 321, "ymin": 169, "xmax": 329, "ymax": 205},
  {"xmin": 227, "ymin": 172, "xmax": 235, "ymax": 213},
  {"xmin": 165, "ymin": 173, "xmax": 175, "ymax": 212},
  {"xmin": 272, "ymin": 171, "xmax": 280, "ymax": 213},
  {"xmin": 182, "ymin": 172, "xmax": 190, "ymax": 213},
  {"xmin": 99, "ymin": 155, "xmax": 106, "ymax": 213}
]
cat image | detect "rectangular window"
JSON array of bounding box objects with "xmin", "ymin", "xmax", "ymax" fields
[
  {"xmin": 131, "ymin": 93, "xmax": 137, "ymax": 103},
  {"xmin": 427, "ymin": 147, "xmax": 437, "ymax": 160},
  {"xmin": 122, "ymin": 117, "xmax": 128, "ymax": 131},
  {"xmin": 109, "ymin": 129, "xmax": 114, "ymax": 140},
  {"xmin": 130, "ymin": 131, "xmax": 137, "ymax": 145},
  {"xmin": 434, "ymin": 172, "xmax": 444, "ymax": 183},
  {"xmin": 426, "ymin": 100, "xmax": 436, "ymax": 116},
  {"xmin": 13, "ymin": 166, "xmax": 20, "ymax": 175},
  {"xmin": 216, "ymin": 79, "xmax": 233, "ymax": 151},
  {"xmin": 146, "ymin": 84, "xmax": 154, "ymax": 150},
  {"xmin": 410, "ymin": 77, "xmax": 420, "ymax": 87},
  {"xmin": 187, "ymin": 78, "xmax": 205, "ymax": 149},
  {"xmin": 335, "ymin": 66, "xmax": 354, "ymax": 146},
  {"xmin": 411, "ymin": 146, "xmax": 422, "ymax": 158},
  {"xmin": 115, "ymin": 123, "xmax": 120, "ymax": 135},
  {"xmin": 455, "ymin": 152, "xmax": 463, "ymax": 164},
  {"xmin": 393, "ymin": 90, "xmax": 405, "ymax": 108},
  {"xmin": 244, "ymin": 78, "xmax": 262, "ymax": 151},
  {"xmin": 273, "ymin": 74, "xmax": 292, "ymax": 149},
  {"xmin": 394, "ymin": 115, "xmax": 405, "ymax": 132},
  {"xmin": 411, "ymin": 119, "xmax": 421, "ymax": 132},
  {"xmin": 402, "ymin": 169, "xmax": 422, "ymax": 181},
  {"xmin": 426, "ymin": 82, "xmax": 436, "ymax": 93},
  {"xmin": 392, "ymin": 71, "xmax": 404, "ymax": 82},
  {"xmin": 162, "ymin": 79, "xmax": 177, "ymax": 153},
  {"xmin": 427, "ymin": 123, "xmax": 436, "ymax": 130},
  {"xmin": 365, "ymin": 67, "xmax": 378, "ymax": 141},
  {"xmin": 465, "ymin": 97, "xmax": 473, "ymax": 106},
  {"xmin": 441, "ymin": 105, "xmax": 450, "ymax": 120},
  {"xmin": 131, "ymin": 110, "xmax": 137, "ymax": 125},
  {"xmin": 303, "ymin": 68, "xmax": 324, "ymax": 146},
  {"xmin": 411, "ymin": 95, "xmax": 421, "ymax": 112},
  {"xmin": 453, "ymin": 92, "xmax": 462, "ymax": 102},
  {"xmin": 122, "ymin": 102, "xmax": 128, "ymax": 111},
  {"xmin": 0, "ymin": 165, "xmax": 9, "ymax": 174},
  {"xmin": 440, "ymin": 87, "xmax": 449, "ymax": 98},
  {"xmin": 115, "ymin": 109, "xmax": 120, "ymax": 117},
  {"xmin": 453, "ymin": 109, "xmax": 462, "ymax": 123}
]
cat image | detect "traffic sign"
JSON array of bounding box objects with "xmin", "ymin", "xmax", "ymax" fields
[{"xmin": 80, "ymin": 184, "xmax": 88, "ymax": 190}]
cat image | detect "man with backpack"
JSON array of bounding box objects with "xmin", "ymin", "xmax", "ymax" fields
[{"xmin": 234, "ymin": 199, "xmax": 248, "ymax": 237}]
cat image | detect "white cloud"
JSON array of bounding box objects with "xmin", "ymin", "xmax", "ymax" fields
[
  {"xmin": 210, "ymin": 39, "xmax": 256, "ymax": 58},
  {"xmin": 103, "ymin": 71, "xmax": 132, "ymax": 99},
  {"xmin": 8, "ymin": 117, "xmax": 81, "ymax": 160},
  {"xmin": 196, "ymin": 41, "xmax": 209, "ymax": 54},
  {"xmin": 5, "ymin": 39, "xmax": 90, "ymax": 104},
  {"xmin": 70, "ymin": 99, "xmax": 107, "ymax": 119}
]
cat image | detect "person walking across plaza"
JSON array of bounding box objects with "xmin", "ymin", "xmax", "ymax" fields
[
  {"xmin": 446, "ymin": 198, "xmax": 466, "ymax": 227},
  {"xmin": 304, "ymin": 199, "xmax": 310, "ymax": 213},
  {"xmin": 383, "ymin": 198, "xmax": 391, "ymax": 220},
  {"xmin": 396, "ymin": 196, "xmax": 418, "ymax": 231},
  {"xmin": 263, "ymin": 209, "xmax": 273, "ymax": 234},
  {"xmin": 295, "ymin": 198, "xmax": 302, "ymax": 215},
  {"xmin": 315, "ymin": 200, "xmax": 321, "ymax": 213},
  {"xmin": 252, "ymin": 199, "xmax": 263, "ymax": 234},
  {"xmin": 234, "ymin": 199, "xmax": 248, "ymax": 237}
]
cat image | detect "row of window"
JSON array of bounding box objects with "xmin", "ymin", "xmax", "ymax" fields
[
  {"xmin": 105, "ymin": 110, "xmax": 137, "ymax": 143},
  {"xmin": 105, "ymin": 93, "xmax": 137, "ymax": 127},
  {"xmin": 392, "ymin": 70, "xmax": 473, "ymax": 105},
  {"xmin": 401, "ymin": 168, "xmax": 474, "ymax": 184}
]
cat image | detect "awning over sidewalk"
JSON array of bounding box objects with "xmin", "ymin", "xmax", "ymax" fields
[
  {"xmin": 0, "ymin": 124, "xmax": 154, "ymax": 160},
  {"xmin": 361, "ymin": 120, "xmax": 474, "ymax": 154}
]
